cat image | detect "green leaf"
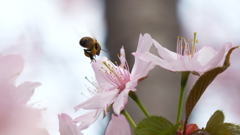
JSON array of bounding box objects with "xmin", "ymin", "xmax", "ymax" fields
[
  {"xmin": 206, "ymin": 123, "xmax": 240, "ymax": 135},
  {"xmin": 205, "ymin": 110, "xmax": 225, "ymax": 133},
  {"xmin": 224, "ymin": 123, "xmax": 240, "ymax": 135},
  {"xmin": 213, "ymin": 123, "xmax": 231, "ymax": 135},
  {"xmin": 185, "ymin": 46, "xmax": 238, "ymax": 120},
  {"xmin": 134, "ymin": 116, "xmax": 178, "ymax": 135},
  {"xmin": 203, "ymin": 110, "xmax": 240, "ymax": 135}
]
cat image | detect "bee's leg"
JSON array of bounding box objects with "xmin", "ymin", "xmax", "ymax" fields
[
  {"xmin": 91, "ymin": 47, "xmax": 97, "ymax": 56},
  {"xmin": 85, "ymin": 47, "xmax": 97, "ymax": 57},
  {"xmin": 95, "ymin": 43, "xmax": 101, "ymax": 56},
  {"xmin": 83, "ymin": 49, "xmax": 95, "ymax": 62}
]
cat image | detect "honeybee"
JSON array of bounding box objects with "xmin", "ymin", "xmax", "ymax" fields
[{"xmin": 79, "ymin": 37, "xmax": 101, "ymax": 62}]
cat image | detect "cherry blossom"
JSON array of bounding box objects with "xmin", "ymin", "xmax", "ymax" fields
[
  {"xmin": 73, "ymin": 33, "xmax": 155, "ymax": 131},
  {"xmin": 134, "ymin": 33, "xmax": 233, "ymax": 73}
]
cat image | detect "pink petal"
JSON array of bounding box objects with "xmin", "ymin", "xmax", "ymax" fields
[
  {"xmin": 136, "ymin": 33, "xmax": 153, "ymax": 53},
  {"xmin": 105, "ymin": 114, "xmax": 131, "ymax": 135},
  {"xmin": 0, "ymin": 55, "xmax": 24, "ymax": 85},
  {"xmin": 131, "ymin": 33, "xmax": 155, "ymax": 81},
  {"xmin": 134, "ymin": 52, "xmax": 169, "ymax": 69},
  {"xmin": 92, "ymin": 57, "xmax": 119, "ymax": 90},
  {"xmin": 153, "ymin": 39, "xmax": 177, "ymax": 61},
  {"xmin": 16, "ymin": 82, "xmax": 41, "ymax": 104},
  {"xmin": 197, "ymin": 45, "xmax": 217, "ymax": 66},
  {"xmin": 119, "ymin": 46, "xmax": 127, "ymax": 67},
  {"xmin": 73, "ymin": 109, "xmax": 102, "ymax": 130},
  {"xmin": 136, "ymin": 51, "xmax": 204, "ymax": 72},
  {"xmin": 74, "ymin": 89, "xmax": 119, "ymax": 111},
  {"xmin": 125, "ymin": 79, "xmax": 137, "ymax": 92},
  {"xmin": 112, "ymin": 89, "xmax": 131, "ymax": 115},
  {"xmin": 58, "ymin": 113, "xmax": 83, "ymax": 135},
  {"xmin": 130, "ymin": 60, "xmax": 155, "ymax": 83},
  {"xmin": 204, "ymin": 42, "xmax": 232, "ymax": 71},
  {"xmin": 167, "ymin": 56, "xmax": 204, "ymax": 72},
  {"xmin": 181, "ymin": 56, "xmax": 203, "ymax": 71}
]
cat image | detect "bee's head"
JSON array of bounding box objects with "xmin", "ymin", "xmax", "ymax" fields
[{"xmin": 79, "ymin": 37, "xmax": 90, "ymax": 47}]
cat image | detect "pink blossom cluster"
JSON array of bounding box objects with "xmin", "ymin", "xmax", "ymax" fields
[
  {"xmin": 0, "ymin": 33, "xmax": 233, "ymax": 134},
  {"xmin": 0, "ymin": 55, "xmax": 48, "ymax": 135},
  {"xmin": 58, "ymin": 33, "xmax": 233, "ymax": 135}
]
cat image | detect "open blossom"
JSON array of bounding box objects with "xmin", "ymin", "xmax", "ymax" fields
[
  {"xmin": 134, "ymin": 33, "xmax": 233, "ymax": 73},
  {"xmin": 73, "ymin": 33, "xmax": 155, "ymax": 131},
  {"xmin": 0, "ymin": 54, "xmax": 48, "ymax": 135}
]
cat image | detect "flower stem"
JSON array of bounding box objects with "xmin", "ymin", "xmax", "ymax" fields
[
  {"xmin": 129, "ymin": 91, "xmax": 150, "ymax": 117},
  {"xmin": 121, "ymin": 109, "xmax": 137, "ymax": 128},
  {"xmin": 176, "ymin": 71, "xmax": 190, "ymax": 124}
]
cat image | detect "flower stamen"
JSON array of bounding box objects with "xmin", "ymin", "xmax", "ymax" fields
[
  {"xmin": 177, "ymin": 32, "xmax": 198, "ymax": 59},
  {"xmin": 101, "ymin": 60, "xmax": 130, "ymax": 91},
  {"xmin": 103, "ymin": 61, "xmax": 124, "ymax": 84},
  {"xmin": 79, "ymin": 77, "xmax": 103, "ymax": 99}
]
